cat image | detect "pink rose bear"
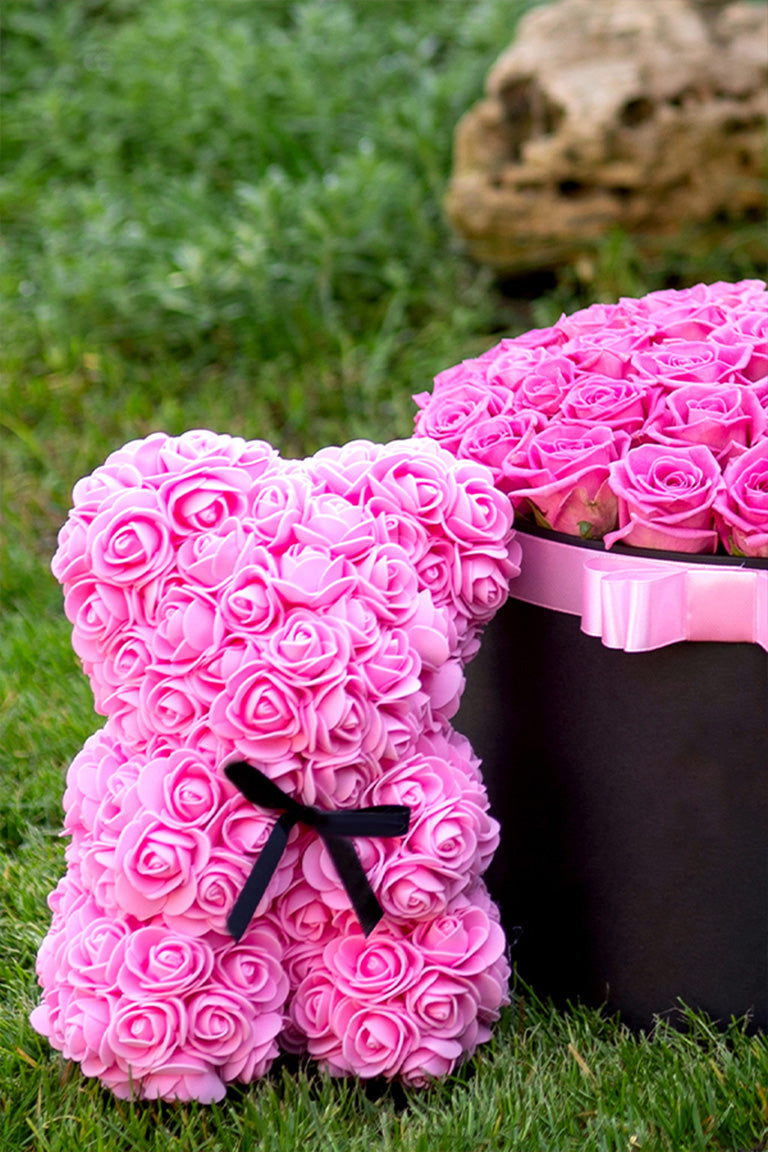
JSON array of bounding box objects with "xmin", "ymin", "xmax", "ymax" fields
[{"xmin": 31, "ymin": 429, "xmax": 521, "ymax": 1102}]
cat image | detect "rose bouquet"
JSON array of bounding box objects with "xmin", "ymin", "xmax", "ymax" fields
[
  {"xmin": 32, "ymin": 431, "xmax": 520, "ymax": 1101},
  {"xmin": 414, "ymin": 280, "xmax": 767, "ymax": 557}
]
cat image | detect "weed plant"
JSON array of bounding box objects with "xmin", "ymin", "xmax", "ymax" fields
[{"xmin": 1, "ymin": 1, "xmax": 766, "ymax": 1148}]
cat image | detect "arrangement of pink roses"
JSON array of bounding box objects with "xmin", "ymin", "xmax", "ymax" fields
[
  {"xmin": 32, "ymin": 430, "xmax": 519, "ymax": 1102},
  {"xmin": 414, "ymin": 280, "xmax": 768, "ymax": 557}
]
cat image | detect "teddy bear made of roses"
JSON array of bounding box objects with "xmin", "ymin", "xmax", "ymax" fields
[{"xmin": 31, "ymin": 430, "xmax": 520, "ymax": 1102}]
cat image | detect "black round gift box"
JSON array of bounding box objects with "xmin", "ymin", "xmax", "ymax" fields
[{"xmin": 458, "ymin": 527, "xmax": 768, "ymax": 1029}]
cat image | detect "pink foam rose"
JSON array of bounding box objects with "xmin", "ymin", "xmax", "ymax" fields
[
  {"xmin": 503, "ymin": 423, "xmax": 629, "ymax": 539},
  {"xmin": 113, "ymin": 813, "xmax": 210, "ymax": 920},
  {"xmin": 714, "ymin": 441, "xmax": 768, "ymax": 557},
  {"xmin": 275, "ymin": 877, "xmax": 337, "ymax": 945},
  {"xmin": 62, "ymin": 990, "xmax": 118, "ymax": 1074},
  {"xmin": 246, "ymin": 472, "xmax": 312, "ymax": 550},
  {"xmin": 272, "ymin": 546, "xmax": 357, "ymax": 608},
  {"xmin": 160, "ymin": 464, "xmax": 251, "ymax": 536},
  {"xmin": 399, "ymin": 1036, "xmax": 463, "ymax": 1086},
  {"xmin": 209, "ymin": 658, "xmax": 305, "ymax": 762},
  {"xmin": 158, "ymin": 429, "xmax": 247, "ymax": 470},
  {"xmin": 411, "ymin": 899, "xmax": 506, "ymax": 976},
  {"xmin": 66, "ymin": 580, "xmax": 135, "ymax": 664},
  {"xmin": 355, "ymin": 544, "xmax": 421, "ymax": 625},
  {"xmin": 378, "ymin": 854, "xmax": 459, "ymax": 922},
  {"xmin": 405, "ymin": 968, "xmax": 480, "ymax": 1041},
  {"xmin": 164, "ymin": 848, "xmax": 253, "ymax": 935},
  {"xmin": 455, "ymin": 548, "xmax": 516, "ymax": 623},
  {"xmin": 103, "ymin": 996, "xmax": 188, "ymax": 1076},
  {"xmin": 185, "ymin": 987, "xmax": 277, "ymax": 1078},
  {"xmin": 109, "ymin": 926, "xmax": 214, "ymax": 998},
  {"xmin": 443, "ymin": 460, "xmax": 514, "ymax": 547},
  {"xmin": 604, "ymin": 443, "xmax": 725, "ymax": 553},
  {"xmin": 135, "ymin": 669, "xmax": 208, "ymax": 741},
  {"xmin": 559, "ymin": 375, "xmax": 661, "ymax": 438},
  {"xmin": 151, "ymin": 586, "xmax": 225, "ymax": 668},
  {"xmin": 264, "ymin": 609, "xmax": 352, "ymax": 689},
  {"xmin": 176, "ymin": 519, "xmax": 251, "ymax": 587},
  {"xmin": 325, "ymin": 933, "xmax": 423, "ymax": 1002},
  {"xmin": 643, "ymin": 382, "xmax": 767, "ymax": 464},
  {"xmin": 290, "ymin": 970, "xmax": 346, "ymax": 1066},
  {"xmin": 365, "ymin": 445, "xmax": 459, "ymax": 525},
  {"xmin": 86, "ymin": 489, "xmax": 175, "ymax": 587},
  {"xmin": 136, "ymin": 749, "xmax": 223, "ymax": 828},
  {"xmin": 62, "ymin": 905, "xmax": 132, "ymax": 991},
  {"xmin": 213, "ymin": 928, "xmax": 289, "ymax": 1010},
  {"xmin": 408, "ymin": 796, "xmax": 498, "ymax": 880},
  {"xmin": 358, "ymin": 628, "xmax": 421, "ymax": 705},
  {"xmin": 293, "ymin": 495, "xmax": 383, "ymax": 560},
  {"xmin": 100, "ymin": 628, "xmax": 153, "ymax": 692},
  {"xmin": 335, "ymin": 1000, "xmax": 419, "ymax": 1079},
  {"xmin": 308, "ymin": 439, "xmax": 384, "ymax": 499},
  {"xmin": 219, "ymin": 554, "xmax": 283, "ymax": 633},
  {"xmin": 102, "ymin": 1054, "xmax": 226, "ymax": 1104}
]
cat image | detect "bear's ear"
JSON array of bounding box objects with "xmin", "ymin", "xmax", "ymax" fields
[{"xmin": 51, "ymin": 430, "xmax": 281, "ymax": 676}]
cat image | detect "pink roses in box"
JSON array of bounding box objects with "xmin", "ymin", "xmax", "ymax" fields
[{"xmin": 414, "ymin": 280, "xmax": 768, "ymax": 557}]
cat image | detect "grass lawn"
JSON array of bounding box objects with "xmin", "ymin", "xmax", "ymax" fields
[{"xmin": 1, "ymin": 1, "xmax": 766, "ymax": 1148}]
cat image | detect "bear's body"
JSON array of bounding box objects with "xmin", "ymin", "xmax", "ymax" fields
[{"xmin": 32, "ymin": 430, "xmax": 518, "ymax": 1101}]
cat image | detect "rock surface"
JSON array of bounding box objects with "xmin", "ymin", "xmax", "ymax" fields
[{"xmin": 446, "ymin": 0, "xmax": 767, "ymax": 271}]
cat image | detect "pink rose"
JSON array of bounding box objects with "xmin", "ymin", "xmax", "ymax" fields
[
  {"xmin": 604, "ymin": 443, "xmax": 725, "ymax": 553},
  {"xmin": 378, "ymin": 854, "xmax": 459, "ymax": 922},
  {"xmin": 632, "ymin": 339, "xmax": 753, "ymax": 388},
  {"xmin": 413, "ymin": 382, "xmax": 509, "ymax": 453},
  {"xmin": 164, "ymin": 848, "xmax": 250, "ymax": 935},
  {"xmin": 559, "ymin": 375, "xmax": 661, "ymax": 438},
  {"xmin": 293, "ymin": 495, "xmax": 383, "ymax": 560},
  {"xmin": 86, "ymin": 489, "xmax": 175, "ymax": 586},
  {"xmin": 264, "ymin": 609, "xmax": 352, "ymax": 689},
  {"xmin": 503, "ymin": 423, "xmax": 630, "ymax": 538},
  {"xmin": 113, "ymin": 813, "xmax": 210, "ymax": 920},
  {"xmin": 643, "ymin": 383, "xmax": 767, "ymax": 464},
  {"xmin": 185, "ymin": 986, "xmax": 278, "ymax": 1080},
  {"xmin": 508, "ymin": 353, "xmax": 576, "ymax": 415},
  {"xmin": 714, "ymin": 441, "xmax": 768, "ymax": 557},
  {"xmin": 246, "ymin": 472, "xmax": 312, "ymax": 550},
  {"xmin": 457, "ymin": 410, "xmax": 548, "ymax": 488}
]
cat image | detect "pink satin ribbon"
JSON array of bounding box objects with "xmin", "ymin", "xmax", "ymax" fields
[{"xmin": 510, "ymin": 532, "xmax": 768, "ymax": 653}]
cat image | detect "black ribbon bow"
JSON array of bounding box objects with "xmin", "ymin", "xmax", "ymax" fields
[{"xmin": 224, "ymin": 760, "xmax": 411, "ymax": 941}]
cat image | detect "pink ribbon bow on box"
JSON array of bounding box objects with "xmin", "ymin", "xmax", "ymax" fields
[{"xmin": 511, "ymin": 531, "xmax": 768, "ymax": 654}]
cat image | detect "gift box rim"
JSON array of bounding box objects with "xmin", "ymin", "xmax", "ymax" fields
[{"xmin": 512, "ymin": 521, "xmax": 768, "ymax": 570}]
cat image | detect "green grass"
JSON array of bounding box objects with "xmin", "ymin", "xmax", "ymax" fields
[{"xmin": 1, "ymin": 0, "xmax": 767, "ymax": 1147}]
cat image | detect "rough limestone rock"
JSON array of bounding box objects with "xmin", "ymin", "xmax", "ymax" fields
[{"xmin": 446, "ymin": 0, "xmax": 768, "ymax": 271}]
